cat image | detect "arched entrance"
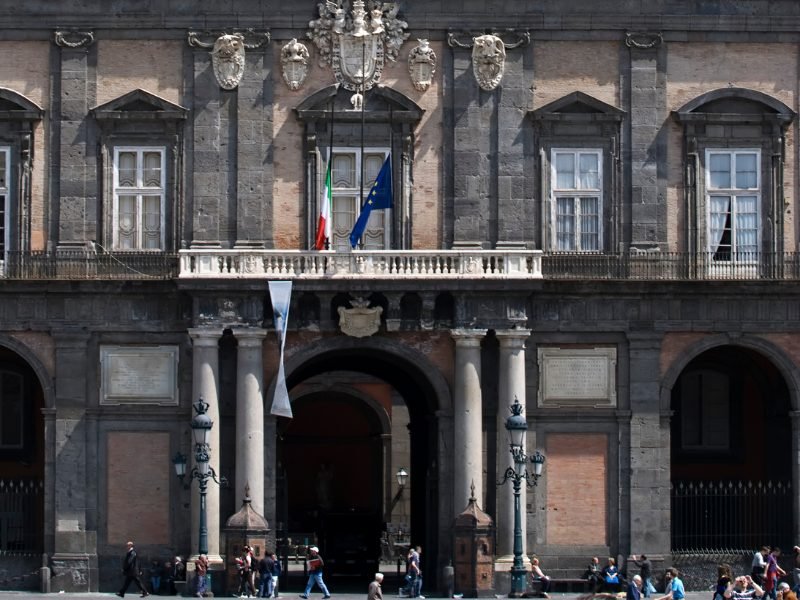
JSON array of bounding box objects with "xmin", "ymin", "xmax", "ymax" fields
[
  {"xmin": 0, "ymin": 340, "xmax": 47, "ymax": 593},
  {"xmin": 274, "ymin": 339, "xmax": 448, "ymax": 590},
  {"xmin": 670, "ymin": 344, "xmax": 793, "ymax": 552}
]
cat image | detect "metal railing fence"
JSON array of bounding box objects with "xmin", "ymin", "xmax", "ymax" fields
[
  {"xmin": 671, "ymin": 480, "xmax": 793, "ymax": 554},
  {"xmin": 0, "ymin": 478, "xmax": 43, "ymax": 554}
]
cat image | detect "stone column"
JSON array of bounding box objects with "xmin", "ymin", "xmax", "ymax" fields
[
  {"xmin": 451, "ymin": 329, "xmax": 487, "ymax": 514},
  {"xmin": 628, "ymin": 332, "xmax": 669, "ymax": 554},
  {"xmin": 235, "ymin": 329, "xmax": 267, "ymax": 516},
  {"xmin": 50, "ymin": 330, "xmax": 96, "ymax": 592},
  {"xmin": 791, "ymin": 411, "xmax": 800, "ymax": 544},
  {"xmin": 189, "ymin": 328, "xmax": 223, "ymax": 562},
  {"xmin": 495, "ymin": 329, "xmax": 531, "ymax": 560}
]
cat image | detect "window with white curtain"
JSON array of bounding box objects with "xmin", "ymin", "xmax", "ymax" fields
[
  {"xmin": 705, "ymin": 150, "xmax": 760, "ymax": 263},
  {"xmin": 551, "ymin": 149, "xmax": 602, "ymax": 251},
  {"xmin": 0, "ymin": 148, "xmax": 8, "ymax": 261},
  {"xmin": 112, "ymin": 148, "xmax": 165, "ymax": 250},
  {"xmin": 329, "ymin": 147, "xmax": 390, "ymax": 251}
]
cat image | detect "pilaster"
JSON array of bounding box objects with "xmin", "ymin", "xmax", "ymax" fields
[{"xmin": 627, "ymin": 331, "xmax": 669, "ymax": 554}]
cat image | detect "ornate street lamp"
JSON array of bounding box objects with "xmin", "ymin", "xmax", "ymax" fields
[
  {"xmin": 174, "ymin": 397, "xmax": 222, "ymax": 556},
  {"xmin": 498, "ymin": 396, "xmax": 545, "ymax": 598}
]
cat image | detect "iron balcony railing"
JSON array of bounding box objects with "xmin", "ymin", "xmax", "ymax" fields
[
  {"xmin": 2, "ymin": 249, "xmax": 800, "ymax": 281},
  {"xmin": 1, "ymin": 251, "xmax": 179, "ymax": 280},
  {"xmin": 671, "ymin": 480, "xmax": 793, "ymax": 554}
]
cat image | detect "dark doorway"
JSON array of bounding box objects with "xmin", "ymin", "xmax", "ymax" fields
[
  {"xmin": 670, "ymin": 345, "xmax": 792, "ymax": 552},
  {"xmin": 279, "ymin": 391, "xmax": 384, "ymax": 580}
]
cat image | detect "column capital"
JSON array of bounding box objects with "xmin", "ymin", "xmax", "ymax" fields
[
  {"xmin": 188, "ymin": 327, "xmax": 223, "ymax": 346},
  {"xmin": 495, "ymin": 329, "xmax": 531, "ymax": 348},
  {"xmin": 234, "ymin": 328, "xmax": 268, "ymax": 347},
  {"xmin": 450, "ymin": 329, "xmax": 487, "ymax": 346}
]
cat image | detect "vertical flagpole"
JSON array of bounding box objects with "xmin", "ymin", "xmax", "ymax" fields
[
  {"xmin": 358, "ymin": 37, "xmax": 366, "ymax": 249},
  {"xmin": 328, "ymin": 94, "xmax": 335, "ymax": 250}
]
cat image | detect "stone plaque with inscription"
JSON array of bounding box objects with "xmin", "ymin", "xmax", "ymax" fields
[
  {"xmin": 537, "ymin": 347, "xmax": 617, "ymax": 407},
  {"xmin": 100, "ymin": 345, "xmax": 179, "ymax": 405}
]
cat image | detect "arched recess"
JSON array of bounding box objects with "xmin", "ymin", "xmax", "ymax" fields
[
  {"xmin": 267, "ymin": 336, "xmax": 450, "ymax": 588},
  {"xmin": 660, "ymin": 334, "xmax": 797, "ymax": 554},
  {"xmin": 295, "ymin": 84, "xmax": 424, "ymax": 250},
  {"xmin": 0, "ymin": 333, "xmax": 52, "ymax": 556}
]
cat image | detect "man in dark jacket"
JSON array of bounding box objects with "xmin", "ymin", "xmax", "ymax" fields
[
  {"xmin": 258, "ymin": 551, "xmax": 275, "ymax": 598},
  {"xmin": 117, "ymin": 540, "xmax": 149, "ymax": 598}
]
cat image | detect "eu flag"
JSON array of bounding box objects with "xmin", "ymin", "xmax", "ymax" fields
[{"xmin": 349, "ymin": 155, "xmax": 393, "ymax": 248}]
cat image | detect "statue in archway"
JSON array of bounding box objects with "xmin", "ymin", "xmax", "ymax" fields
[{"xmin": 316, "ymin": 462, "xmax": 334, "ymax": 510}]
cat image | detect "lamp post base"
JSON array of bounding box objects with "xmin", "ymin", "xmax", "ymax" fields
[{"xmin": 509, "ymin": 565, "xmax": 528, "ymax": 598}]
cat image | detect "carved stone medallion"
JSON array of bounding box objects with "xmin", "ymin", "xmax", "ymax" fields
[
  {"xmin": 187, "ymin": 29, "xmax": 270, "ymax": 91},
  {"xmin": 308, "ymin": 0, "xmax": 409, "ymax": 93},
  {"xmin": 280, "ymin": 38, "xmax": 310, "ymax": 90},
  {"xmin": 472, "ymin": 34, "xmax": 506, "ymax": 91},
  {"xmin": 211, "ymin": 34, "xmax": 246, "ymax": 90},
  {"xmin": 408, "ymin": 39, "xmax": 436, "ymax": 92},
  {"xmin": 337, "ymin": 297, "xmax": 383, "ymax": 338}
]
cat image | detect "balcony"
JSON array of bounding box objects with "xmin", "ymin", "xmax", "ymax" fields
[
  {"xmin": 178, "ymin": 249, "xmax": 543, "ymax": 279},
  {"xmin": 1, "ymin": 249, "xmax": 799, "ymax": 282}
]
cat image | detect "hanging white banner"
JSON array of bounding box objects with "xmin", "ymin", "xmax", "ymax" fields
[{"xmin": 268, "ymin": 281, "xmax": 293, "ymax": 418}]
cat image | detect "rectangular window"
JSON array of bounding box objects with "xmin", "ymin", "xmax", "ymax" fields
[
  {"xmin": 680, "ymin": 369, "xmax": 730, "ymax": 452},
  {"xmin": 0, "ymin": 370, "xmax": 23, "ymax": 449},
  {"xmin": 551, "ymin": 149, "xmax": 602, "ymax": 251},
  {"xmin": 0, "ymin": 147, "xmax": 9, "ymax": 260},
  {"xmin": 706, "ymin": 149, "xmax": 760, "ymax": 264},
  {"xmin": 328, "ymin": 148, "xmax": 390, "ymax": 251},
  {"xmin": 113, "ymin": 148, "xmax": 165, "ymax": 250}
]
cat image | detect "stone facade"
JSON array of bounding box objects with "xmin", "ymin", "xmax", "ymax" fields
[{"xmin": 0, "ymin": 0, "xmax": 799, "ymax": 594}]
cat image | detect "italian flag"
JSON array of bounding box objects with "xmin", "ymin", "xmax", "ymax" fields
[{"xmin": 314, "ymin": 162, "xmax": 332, "ymax": 250}]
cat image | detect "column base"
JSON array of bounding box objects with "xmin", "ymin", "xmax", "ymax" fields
[{"xmin": 50, "ymin": 552, "xmax": 98, "ymax": 593}]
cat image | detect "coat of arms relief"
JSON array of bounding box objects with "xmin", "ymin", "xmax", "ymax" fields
[{"xmin": 308, "ymin": 0, "xmax": 409, "ymax": 102}]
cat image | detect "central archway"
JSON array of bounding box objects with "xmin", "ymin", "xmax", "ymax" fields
[{"xmin": 273, "ymin": 337, "xmax": 451, "ymax": 590}]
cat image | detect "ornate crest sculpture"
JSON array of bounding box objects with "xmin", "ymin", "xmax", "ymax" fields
[
  {"xmin": 187, "ymin": 29, "xmax": 271, "ymax": 91},
  {"xmin": 337, "ymin": 297, "xmax": 383, "ymax": 338},
  {"xmin": 472, "ymin": 34, "xmax": 506, "ymax": 91},
  {"xmin": 280, "ymin": 38, "xmax": 310, "ymax": 90},
  {"xmin": 308, "ymin": 0, "xmax": 409, "ymax": 100},
  {"xmin": 408, "ymin": 39, "xmax": 436, "ymax": 92},
  {"xmin": 447, "ymin": 30, "xmax": 530, "ymax": 92}
]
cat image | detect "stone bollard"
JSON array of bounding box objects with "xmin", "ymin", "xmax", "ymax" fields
[{"xmin": 40, "ymin": 553, "xmax": 50, "ymax": 593}]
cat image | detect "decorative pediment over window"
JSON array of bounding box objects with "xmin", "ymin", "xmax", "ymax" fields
[
  {"xmin": 530, "ymin": 91, "xmax": 624, "ymax": 122},
  {"xmin": 0, "ymin": 88, "xmax": 44, "ymax": 122},
  {"xmin": 673, "ymin": 87, "xmax": 795, "ymax": 127},
  {"xmin": 295, "ymin": 84, "xmax": 424, "ymax": 124},
  {"xmin": 90, "ymin": 88, "xmax": 188, "ymax": 122}
]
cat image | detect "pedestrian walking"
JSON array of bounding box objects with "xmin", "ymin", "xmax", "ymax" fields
[
  {"xmin": 368, "ymin": 572, "xmax": 384, "ymax": 600},
  {"xmin": 117, "ymin": 540, "xmax": 150, "ymax": 598},
  {"xmin": 627, "ymin": 575, "xmax": 644, "ymax": 600},
  {"xmin": 195, "ymin": 553, "xmax": 209, "ymax": 598},
  {"xmin": 300, "ymin": 546, "xmax": 331, "ymax": 599},
  {"xmin": 753, "ymin": 547, "xmax": 770, "ymax": 587},
  {"xmin": 633, "ymin": 555, "xmax": 655, "ymax": 598},
  {"xmin": 271, "ymin": 551, "xmax": 282, "ymax": 598},
  {"xmin": 766, "ymin": 548, "xmax": 787, "ymax": 600},
  {"xmin": 258, "ymin": 550, "xmax": 275, "ymax": 598},
  {"xmin": 656, "ymin": 568, "xmax": 685, "ymax": 600}
]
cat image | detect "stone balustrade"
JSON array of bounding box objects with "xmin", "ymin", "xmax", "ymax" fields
[{"xmin": 178, "ymin": 249, "xmax": 544, "ymax": 279}]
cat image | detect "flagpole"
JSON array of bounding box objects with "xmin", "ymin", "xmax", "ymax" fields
[
  {"xmin": 358, "ymin": 36, "xmax": 366, "ymax": 249},
  {"xmin": 328, "ymin": 94, "xmax": 335, "ymax": 250}
]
